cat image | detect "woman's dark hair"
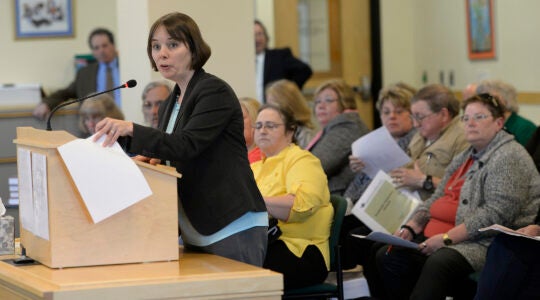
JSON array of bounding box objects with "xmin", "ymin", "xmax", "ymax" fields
[
  {"xmin": 462, "ymin": 93, "xmax": 506, "ymax": 119},
  {"xmin": 147, "ymin": 12, "xmax": 211, "ymax": 71},
  {"xmin": 258, "ymin": 103, "xmax": 298, "ymax": 144}
]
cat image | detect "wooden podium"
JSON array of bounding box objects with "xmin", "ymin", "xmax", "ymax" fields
[{"xmin": 13, "ymin": 127, "xmax": 181, "ymax": 268}]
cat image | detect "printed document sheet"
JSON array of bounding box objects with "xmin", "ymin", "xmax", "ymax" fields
[
  {"xmin": 351, "ymin": 126, "xmax": 411, "ymax": 178},
  {"xmin": 351, "ymin": 170, "xmax": 421, "ymax": 234},
  {"xmin": 17, "ymin": 148, "xmax": 50, "ymax": 240},
  {"xmin": 351, "ymin": 231, "xmax": 419, "ymax": 249},
  {"xmin": 479, "ymin": 224, "xmax": 540, "ymax": 242},
  {"xmin": 58, "ymin": 134, "xmax": 152, "ymax": 223}
]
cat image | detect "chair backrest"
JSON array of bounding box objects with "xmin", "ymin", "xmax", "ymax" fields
[{"xmin": 328, "ymin": 194, "xmax": 347, "ymax": 269}]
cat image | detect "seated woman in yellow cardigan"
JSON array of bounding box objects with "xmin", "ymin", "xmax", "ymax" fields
[{"xmin": 251, "ymin": 104, "xmax": 333, "ymax": 289}]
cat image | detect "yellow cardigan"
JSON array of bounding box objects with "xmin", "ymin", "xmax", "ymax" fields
[{"xmin": 251, "ymin": 144, "xmax": 333, "ymax": 269}]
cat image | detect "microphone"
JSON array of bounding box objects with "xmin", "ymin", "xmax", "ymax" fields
[{"xmin": 46, "ymin": 80, "xmax": 137, "ymax": 131}]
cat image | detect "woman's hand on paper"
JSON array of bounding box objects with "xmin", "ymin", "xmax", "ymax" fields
[
  {"xmin": 94, "ymin": 117, "xmax": 134, "ymax": 147},
  {"xmin": 349, "ymin": 155, "xmax": 365, "ymax": 173}
]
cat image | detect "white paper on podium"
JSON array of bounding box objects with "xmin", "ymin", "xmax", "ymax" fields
[
  {"xmin": 351, "ymin": 127, "xmax": 411, "ymax": 178},
  {"xmin": 17, "ymin": 148, "xmax": 50, "ymax": 240},
  {"xmin": 31, "ymin": 152, "xmax": 49, "ymax": 240},
  {"xmin": 58, "ymin": 134, "xmax": 152, "ymax": 223},
  {"xmin": 351, "ymin": 170, "xmax": 421, "ymax": 234}
]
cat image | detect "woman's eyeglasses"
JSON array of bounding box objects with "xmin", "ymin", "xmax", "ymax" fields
[
  {"xmin": 314, "ymin": 98, "xmax": 338, "ymax": 106},
  {"xmin": 254, "ymin": 122, "xmax": 284, "ymax": 131},
  {"xmin": 460, "ymin": 113, "xmax": 492, "ymax": 123}
]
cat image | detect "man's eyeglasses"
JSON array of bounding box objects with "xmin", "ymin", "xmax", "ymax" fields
[
  {"xmin": 460, "ymin": 113, "xmax": 492, "ymax": 123},
  {"xmin": 314, "ymin": 98, "xmax": 338, "ymax": 106},
  {"xmin": 143, "ymin": 100, "xmax": 164, "ymax": 110},
  {"xmin": 254, "ymin": 122, "xmax": 284, "ymax": 131},
  {"xmin": 411, "ymin": 112, "xmax": 436, "ymax": 123}
]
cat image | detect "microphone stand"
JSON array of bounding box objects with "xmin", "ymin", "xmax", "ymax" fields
[{"xmin": 46, "ymin": 80, "xmax": 136, "ymax": 131}]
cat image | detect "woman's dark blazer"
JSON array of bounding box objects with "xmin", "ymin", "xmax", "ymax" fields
[{"xmin": 126, "ymin": 69, "xmax": 266, "ymax": 235}]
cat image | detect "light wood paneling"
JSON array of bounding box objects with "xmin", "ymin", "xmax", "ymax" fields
[
  {"xmin": 0, "ymin": 250, "xmax": 283, "ymax": 299},
  {"xmin": 341, "ymin": 0, "xmax": 373, "ymax": 128},
  {"xmin": 272, "ymin": 0, "xmax": 374, "ymax": 128}
]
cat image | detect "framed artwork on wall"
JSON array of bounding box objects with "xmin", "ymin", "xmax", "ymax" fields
[
  {"xmin": 15, "ymin": 0, "xmax": 74, "ymax": 39},
  {"xmin": 466, "ymin": 0, "xmax": 495, "ymax": 60}
]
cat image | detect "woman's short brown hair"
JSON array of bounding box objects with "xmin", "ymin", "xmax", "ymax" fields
[
  {"xmin": 462, "ymin": 93, "xmax": 506, "ymax": 120},
  {"xmin": 313, "ymin": 79, "xmax": 357, "ymax": 111},
  {"xmin": 78, "ymin": 94, "xmax": 124, "ymax": 135},
  {"xmin": 147, "ymin": 12, "xmax": 211, "ymax": 72},
  {"xmin": 376, "ymin": 85, "xmax": 414, "ymax": 113},
  {"xmin": 265, "ymin": 79, "xmax": 314, "ymax": 129}
]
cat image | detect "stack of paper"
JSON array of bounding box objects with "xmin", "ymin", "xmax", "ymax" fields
[
  {"xmin": 7, "ymin": 177, "xmax": 18, "ymax": 206},
  {"xmin": 326, "ymin": 266, "xmax": 371, "ymax": 299}
]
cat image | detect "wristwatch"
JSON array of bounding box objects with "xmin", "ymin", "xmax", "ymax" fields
[
  {"xmin": 443, "ymin": 233, "xmax": 453, "ymax": 246},
  {"xmin": 423, "ymin": 175, "xmax": 434, "ymax": 192}
]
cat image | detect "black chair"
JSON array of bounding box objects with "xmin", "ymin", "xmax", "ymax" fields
[{"xmin": 282, "ymin": 194, "xmax": 347, "ymax": 300}]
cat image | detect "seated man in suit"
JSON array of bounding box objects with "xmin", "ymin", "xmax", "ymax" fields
[
  {"xmin": 254, "ymin": 20, "xmax": 313, "ymax": 103},
  {"xmin": 33, "ymin": 28, "xmax": 120, "ymax": 120}
]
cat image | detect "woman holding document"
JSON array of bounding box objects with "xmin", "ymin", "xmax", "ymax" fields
[
  {"xmin": 92, "ymin": 12, "xmax": 268, "ymax": 266},
  {"xmin": 340, "ymin": 84, "xmax": 416, "ymax": 270},
  {"xmin": 345, "ymin": 84, "xmax": 416, "ymax": 207},
  {"xmin": 370, "ymin": 93, "xmax": 540, "ymax": 300}
]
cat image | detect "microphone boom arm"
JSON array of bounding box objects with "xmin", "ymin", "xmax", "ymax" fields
[{"xmin": 45, "ymin": 80, "xmax": 137, "ymax": 131}]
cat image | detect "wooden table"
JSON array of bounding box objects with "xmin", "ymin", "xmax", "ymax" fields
[{"xmin": 0, "ymin": 249, "xmax": 283, "ymax": 299}]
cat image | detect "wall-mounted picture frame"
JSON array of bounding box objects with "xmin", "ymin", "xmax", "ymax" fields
[
  {"xmin": 15, "ymin": 0, "xmax": 74, "ymax": 39},
  {"xmin": 466, "ymin": 0, "xmax": 495, "ymax": 60}
]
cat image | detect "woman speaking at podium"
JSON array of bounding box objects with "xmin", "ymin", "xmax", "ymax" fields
[{"xmin": 93, "ymin": 12, "xmax": 268, "ymax": 266}]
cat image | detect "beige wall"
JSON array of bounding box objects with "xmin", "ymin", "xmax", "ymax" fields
[
  {"xmin": 117, "ymin": 0, "xmax": 256, "ymax": 123},
  {"xmin": 381, "ymin": 0, "xmax": 540, "ymax": 124},
  {"xmin": 0, "ymin": 0, "xmax": 117, "ymax": 93},
  {"xmin": 2, "ymin": 0, "xmax": 255, "ymax": 124},
  {"xmin": 5, "ymin": 1, "xmax": 540, "ymax": 124}
]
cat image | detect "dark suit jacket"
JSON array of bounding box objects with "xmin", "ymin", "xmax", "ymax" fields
[
  {"xmin": 263, "ymin": 48, "xmax": 312, "ymax": 96},
  {"xmin": 127, "ymin": 69, "xmax": 266, "ymax": 235},
  {"xmin": 43, "ymin": 63, "xmax": 99, "ymax": 109}
]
